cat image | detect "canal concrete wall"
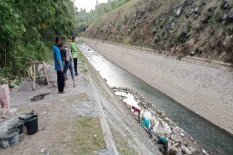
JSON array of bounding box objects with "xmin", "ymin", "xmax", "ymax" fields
[{"xmin": 83, "ymin": 38, "xmax": 233, "ymax": 135}]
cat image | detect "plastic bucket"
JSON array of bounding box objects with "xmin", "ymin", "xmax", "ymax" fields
[
  {"xmin": 8, "ymin": 121, "xmax": 25, "ymax": 134},
  {"xmin": 0, "ymin": 128, "xmax": 20, "ymax": 148},
  {"xmin": 16, "ymin": 121, "xmax": 24, "ymax": 134},
  {"xmin": 25, "ymin": 115, "xmax": 38, "ymax": 135},
  {"xmin": 18, "ymin": 113, "xmax": 34, "ymax": 121}
]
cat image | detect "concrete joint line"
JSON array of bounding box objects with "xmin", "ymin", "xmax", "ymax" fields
[{"xmin": 84, "ymin": 63, "xmax": 118, "ymax": 155}]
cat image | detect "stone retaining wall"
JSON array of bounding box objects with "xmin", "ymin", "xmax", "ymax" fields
[{"xmin": 83, "ymin": 38, "xmax": 233, "ymax": 135}]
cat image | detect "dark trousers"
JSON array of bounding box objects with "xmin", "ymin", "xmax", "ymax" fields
[
  {"xmin": 163, "ymin": 141, "xmax": 168, "ymax": 154},
  {"xmin": 138, "ymin": 112, "xmax": 141, "ymax": 123},
  {"xmin": 57, "ymin": 71, "xmax": 64, "ymax": 93},
  {"xmin": 64, "ymin": 61, "xmax": 74, "ymax": 78},
  {"xmin": 73, "ymin": 58, "xmax": 78, "ymax": 74}
]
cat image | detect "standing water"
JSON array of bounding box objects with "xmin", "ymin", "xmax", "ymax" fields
[{"xmin": 79, "ymin": 43, "xmax": 233, "ymax": 155}]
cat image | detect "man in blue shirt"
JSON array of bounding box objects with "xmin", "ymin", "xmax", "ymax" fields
[{"xmin": 53, "ymin": 36, "xmax": 64, "ymax": 93}]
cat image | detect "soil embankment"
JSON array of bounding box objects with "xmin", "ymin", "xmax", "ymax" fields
[
  {"xmin": 83, "ymin": 38, "xmax": 233, "ymax": 135},
  {"xmin": 85, "ymin": 0, "xmax": 233, "ymax": 63}
]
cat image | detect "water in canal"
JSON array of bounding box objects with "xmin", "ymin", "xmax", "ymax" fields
[{"xmin": 79, "ymin": 43, "xmax": 233, "ymax": 155}]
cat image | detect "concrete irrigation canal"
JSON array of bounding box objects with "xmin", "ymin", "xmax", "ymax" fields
[{"xmin": 79, "ymin": 40, "xmax": 233, "ymax": 155}]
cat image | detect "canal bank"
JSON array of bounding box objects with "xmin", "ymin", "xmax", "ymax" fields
[
  {"xmin": 83, "ymin": 50, "xmax": 162, "ymax": 155},
  {"xmin": 80, "ymin": 39, "xmax": 233, "ymax": 154},
  {"xmin": 82, "ymin": 38, "xmax": 233, "ymax": 135},
  {"xmin": 1, "ymin": 58, "xmax": 161, "ymax": 154}
]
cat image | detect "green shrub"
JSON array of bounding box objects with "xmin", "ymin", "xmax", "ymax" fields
[{"xmin": 208, "ymin": 16, "xmax": 216, "ymax": 28}]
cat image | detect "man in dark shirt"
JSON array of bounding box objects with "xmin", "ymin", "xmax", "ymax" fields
[
  {"xmin": 157, "ymin": 136, "xmax": 168, "ymax": 154},
  {"xmin": 59, "ymin": 44, "xmax": 75, "ymax": 87},
  {"xmin": 59, "ymin": 43, "xmax": 66, "ymax": 66}
]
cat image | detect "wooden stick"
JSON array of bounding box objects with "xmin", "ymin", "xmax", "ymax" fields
[
  {"xmin": 4, "ymin": 49, "xmax": 6, "ymax": 67},
  {"xmin": 0, "ymin": 52, "xmax": 4, "ymax": 67},
  {"xmin": 36, "ymin": 64, "xmax": 40, "ymax": 78},
  {"xmin": 43, "ymin": 62, "xmax": 49, "ymax": 84},
  {"xmin": 27, "ymin": 66, "xmax": 33, "ymax": 79},
  {"xmin": 33, "ymin": 64, "xmax": 36, "ymax": 90},
  {"xmin": 26, "ymin": 61, "xmax": 44, "ymax": 65}
]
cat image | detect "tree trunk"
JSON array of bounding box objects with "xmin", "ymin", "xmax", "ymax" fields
[
  {"xmin": 0, "ymin": 52, "xmax": 4, "ymax": 67},
  {"xmin": 4, "ymin": 49, "xmax": 6, "ymax": 67}
]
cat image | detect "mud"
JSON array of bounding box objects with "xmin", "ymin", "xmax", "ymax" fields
[{"xmin": 30, "ymin": 93, "xmax": 51, "ymax": 102}]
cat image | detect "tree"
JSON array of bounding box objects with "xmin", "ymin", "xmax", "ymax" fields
[{"xmin": 0, "ymin": 0, "xmax": 77, "ymax": 83}]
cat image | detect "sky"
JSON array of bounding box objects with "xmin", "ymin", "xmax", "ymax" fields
[{"xmin": 74, "ymin": 0, "xmax": 108, "ymax": 12}]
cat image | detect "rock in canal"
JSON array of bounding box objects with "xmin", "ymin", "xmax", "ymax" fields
[
  {"xmin": 221, "ymin": 0, "xmax": 231, "ymax": 9},
  {"xmin": 228, "ymin": 8, "xmax": 233, "ymax": 22},
  {"xmin": 181, "ymin": 145, "xmax": 193, "ymax": 154},
  {"xmin": 176, "ymin": 6, "xmax": 183, "ymax": 17},
  {"xmin": 171, "ymin": 22, "xmax": 176, "ymax": 30},
  {"xmin": 169, "ymin": 148, "xmax": 178, "ymax": 155},
  {"xmin": 223, "ymin": 14, "xmax": 228, "ymax": 20},
  {"xmin": 152, "ymin": 28, "xmax": 157, "ymax": 36},
  {"xmin": 194, "ymin": 7, "xmax": 199, "ymax": 13}
]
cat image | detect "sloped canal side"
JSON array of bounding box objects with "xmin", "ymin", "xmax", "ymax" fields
[{"xmin": 79, "ymin": 43, "xmax": 233, "ymax": 155}]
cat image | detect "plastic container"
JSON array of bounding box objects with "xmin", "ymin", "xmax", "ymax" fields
[
  {"xmin": 8, "ymin": 121, "xmax": 25, "ymax": 134},
  {"xmin": 18, "ymin": 113, "xmax": 34, "ymax": 121},
  {"xmin": 25, "ymin": 115, "xmax": 38, "ymax": 135},
  {"xmin": 0, "ymin": 128, "xmax": 20, "ymax": 148}
]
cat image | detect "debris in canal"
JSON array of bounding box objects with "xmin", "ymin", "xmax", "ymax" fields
[{"xmin": 113, "ymin": 87, "xmax": 210, "ymax": 155}]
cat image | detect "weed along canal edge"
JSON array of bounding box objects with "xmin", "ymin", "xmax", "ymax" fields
[{"xmin": 79, "ymin": 41, "xmax": 233, "ymax": 155}]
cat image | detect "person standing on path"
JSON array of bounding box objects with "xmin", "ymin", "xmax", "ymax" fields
[
  {"xmin": 53, "ymin": 36, "xmax": 64, "ymax": 93},
  {"xmin": 71, "ymin": 35, "xmax": 79, "ymax": 76},
  {"xmin": 59, "ymin": 43, "xmax": 66, "ymax": 69},
  {"xmin": 61, "ymin": 44, "xmax": 76, "ymax": 87}
]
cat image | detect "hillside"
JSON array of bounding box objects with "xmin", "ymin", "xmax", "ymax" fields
[{"xmin": 84, "ymin": 0, "xmax": 233, "ymax": 63}]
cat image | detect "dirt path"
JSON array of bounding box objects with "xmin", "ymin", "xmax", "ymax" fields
[{"xmin": 1, "ymin": 62, "xmax": 108, "ymax": 155}]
